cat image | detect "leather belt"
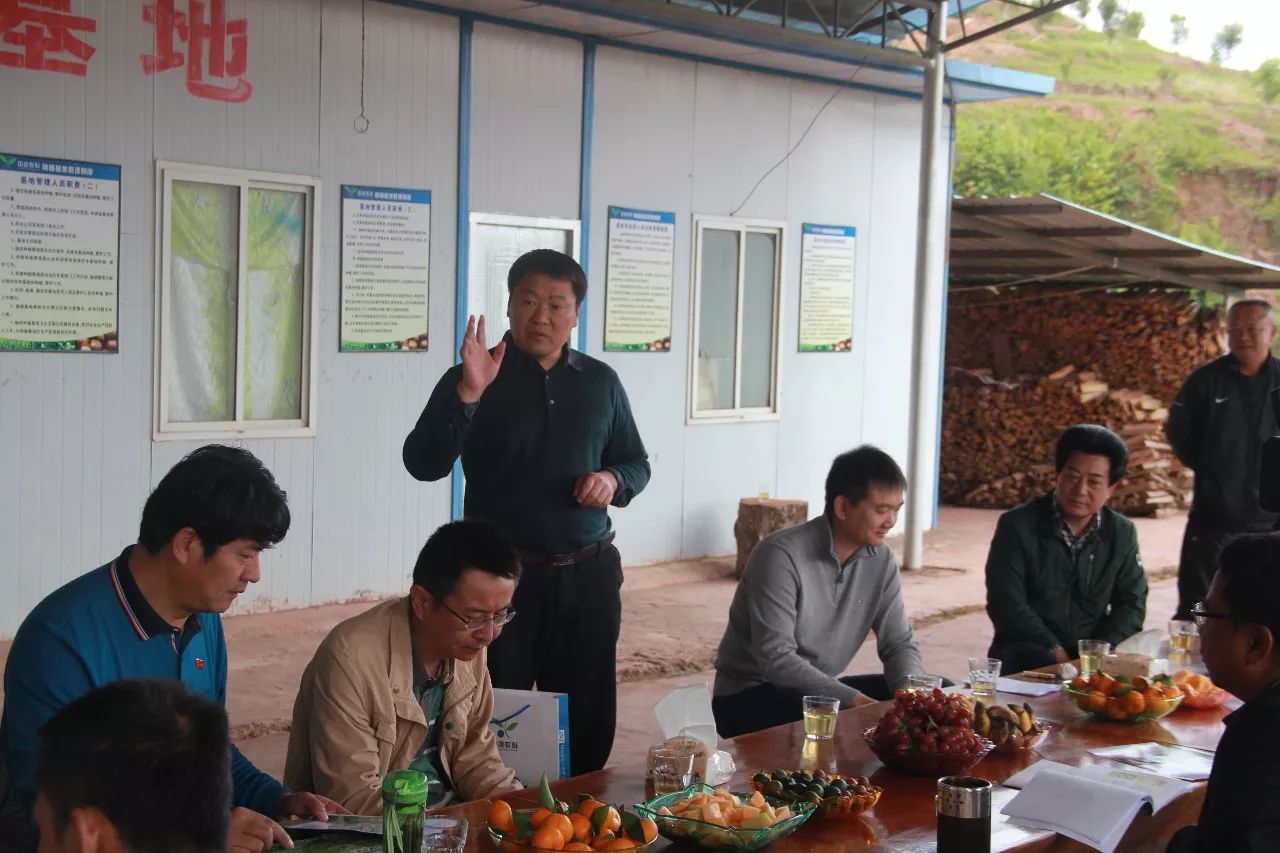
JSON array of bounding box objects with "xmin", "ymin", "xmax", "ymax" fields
[{"xmin": 519, "ymin": 532, "xmax": 616, "ymax": 568}]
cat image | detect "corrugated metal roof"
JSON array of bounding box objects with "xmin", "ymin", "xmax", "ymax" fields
[
  {"xmin": 948, "ymin": 194, "xmax": 1280, "ymax": 295},
  {"xmin": 397, "ymin": 0, "xmax": 1054, "ymax": 102}
]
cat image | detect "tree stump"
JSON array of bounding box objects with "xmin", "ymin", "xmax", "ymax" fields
[{"xmin": 733, "ymin": 498, "xmax": 809, "ymax": 578}]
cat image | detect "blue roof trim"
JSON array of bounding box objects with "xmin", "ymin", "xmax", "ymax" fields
[{"xmin": 947, "ymin": 58, "xmax": 1056, "ymax": 97}]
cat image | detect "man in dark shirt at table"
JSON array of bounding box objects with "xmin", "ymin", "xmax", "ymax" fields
[
  {"xmin": 1168, "ymin": 534, "xmax": 1280, "ymax": 853},
  {"xmin": 403, "ymin": 249, "xmax": 650, "ymax": 775}
]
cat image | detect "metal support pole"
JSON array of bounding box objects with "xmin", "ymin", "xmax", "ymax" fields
[{"xmin": 904, "ymin": 1, "xmax": 948, "ymax": 570}]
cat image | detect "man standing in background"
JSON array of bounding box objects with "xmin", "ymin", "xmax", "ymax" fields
[
  {"xmin": 403, "ymin": 249, "xmax": 650, "ymax": 774},
  {"xmin": 1167, "ymin": 299, "xmax": 1280, "ymax": 620}
]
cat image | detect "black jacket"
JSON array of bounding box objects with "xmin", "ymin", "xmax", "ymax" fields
[
  {"xmin": 1166, "ymin": 354, "xmax": 1280, "ymax": 530},
  {"xmin": 985, "ymin": 493, "xmax": 1147, "ymax": 651},
  {"xmin": 1168, "ymin": 683, "xmax": 1280, "ymax": 852}
]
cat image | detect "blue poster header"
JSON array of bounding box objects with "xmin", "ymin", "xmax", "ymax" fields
[
  {"xmin": 609, "ymin": 206, "xmax": 675, "ymax": 226},
  {"xmin": 0, "ymin": 152, "xmax": 120, "ymax": 182},
  {"xmin": 342, "ymin": 184, "xmax": 431, "ymax": 205},
  {"xmin": 803, "ymin": 223, "xmax": 856, "ymax": 237}
]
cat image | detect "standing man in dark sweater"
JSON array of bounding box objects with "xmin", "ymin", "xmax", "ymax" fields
[
  {"xmin": 1167, "ymin": 534, "xmax": 1280, "ymax": 852},
  {"xmin": 1167, "ymin": 299, "xmax": 1280, "ymax": 621},
  {"xmin": 403, "ymin": 249, "xmax": 650, "ymax": 774}
]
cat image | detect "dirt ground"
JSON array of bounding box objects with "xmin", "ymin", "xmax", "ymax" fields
[{"xmin": 1, "ymin": 506, "xmax": 1192, "ymax": 780}]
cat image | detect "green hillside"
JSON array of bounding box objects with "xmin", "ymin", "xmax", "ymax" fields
[{"xmin": 950, "ymin": 9, "xmax": 1280, "ymax": 262}]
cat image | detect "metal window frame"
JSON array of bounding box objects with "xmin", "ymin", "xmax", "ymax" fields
[
  {"xmin": 153, "ymin": 160, "xmax": 321, "ymax": 441},
  {"xmin": 688, "ymin": 215, "xmax": 785, "ymax": 424},
  {"xmin": 466, "ymin": 212, "xmax": 584, "ymax": 351}
]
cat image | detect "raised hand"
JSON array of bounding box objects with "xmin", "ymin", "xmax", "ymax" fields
[{"xmin": 457, "ymin": 314, "xmax": 507, "ymax": 404}]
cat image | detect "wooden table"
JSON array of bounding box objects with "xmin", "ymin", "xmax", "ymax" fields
[
  {"xmin": 494, "ymin": 685, "xmax": 1225, "ymax": 852},
  {"xmin": 312, "ymin": 684, "xmax": 1230, "ymax": 852}
]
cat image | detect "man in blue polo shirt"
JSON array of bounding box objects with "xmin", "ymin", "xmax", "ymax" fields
[{"xmin": 0, "ymin": 445, "xmax": 341, "ymax": 852}]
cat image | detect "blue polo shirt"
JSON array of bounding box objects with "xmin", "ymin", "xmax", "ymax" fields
[{"xmin": 0, "ymin": 547, "xmax": 285, "ymax": 820}]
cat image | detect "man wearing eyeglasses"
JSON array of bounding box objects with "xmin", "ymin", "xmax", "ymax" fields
[
  {"xmin": 283, "ymin": 520, "xmax": 523, "ymax": 815},
  {"xmin": 1167, "ymin": 299, "xmax": 1280, "ymax": 621},
  {"xmin": 1168, "ymin": 534, "xmax": 1280, "ymax": 852}
]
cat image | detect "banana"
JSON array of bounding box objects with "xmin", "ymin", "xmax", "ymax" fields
[
  {"xmin": 1022, "ymin": 703, "xmax": 1037, "ymax": 734},
  {"xmin": 988, "ymin": 705, "xmax": 1019, "ymax": 725},
  {"xmin": 974, "ymin": 702, "xmax": 990, "ymax": 737}
]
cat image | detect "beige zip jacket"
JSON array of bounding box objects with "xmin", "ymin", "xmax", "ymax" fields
[{"xmin": 284, "ymin": 597, "xmax": 522, "ymax": 815}]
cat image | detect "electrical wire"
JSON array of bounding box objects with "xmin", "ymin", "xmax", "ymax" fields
[{"xmin": 728, "ymin": 57, "xmax": 870, "ymax": 216}]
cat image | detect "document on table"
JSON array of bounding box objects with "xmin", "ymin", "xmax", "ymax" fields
[
  {"xmin": 1089, "ymin": 742, "xmax": 1216, "ymax": 781},
  {"xmin": 1002, "ymin": 761, "xmax": 1197, "ymax": 853},
  {"xmin": 282, "ymin": 814, "xmax": 383, "ymax": 836},
  {"xmin": 961, "ymin": 677, "xmax": 1060, "ymax": 697}
]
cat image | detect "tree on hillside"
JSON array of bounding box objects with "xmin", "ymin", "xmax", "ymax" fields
[
  {"xmin": 1255, "ymin": 59, "xmax": 1280, "ymax": 104},
  {"xmin": 1119, "ymin": 10, "xmax": 1144, "ymax": 38},
  {"xmin": 1170, "ymin": 14, "xmax": 1188, "ymax": 46},
  {"xmin": 1098, "ymin": 0, "xmax": 1121, "ymax": 40},
  {"xmin": 1076, "ymin": 0, "xmax": 1091, "ymax": 19},
  {"xmin": 1211, "ymin": 22, "xmax": 1243, "ymax": 65}
]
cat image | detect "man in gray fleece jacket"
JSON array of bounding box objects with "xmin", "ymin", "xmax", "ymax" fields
[{"xmin": 712, "ymin": 446, "xmax": 927, "ymax": 738}]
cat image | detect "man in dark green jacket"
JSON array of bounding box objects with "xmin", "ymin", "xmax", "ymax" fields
[{"xmin": 985, "ymin": 425, "xmax": 1148, "ymax": 675}]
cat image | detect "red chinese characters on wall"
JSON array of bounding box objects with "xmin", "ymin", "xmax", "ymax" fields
[
  {"xmin": 141, "ymin": 0, "xmax": 252, "ymax": 103},
  {"xmin": 0, "ymin": 0, "xmax": 97, "ymax": 77},
  {"xmin": 1, "ymin": 0, "xmax": 253, "ymax": 103}
]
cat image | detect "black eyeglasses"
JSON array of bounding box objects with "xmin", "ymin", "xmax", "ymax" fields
[
  {"xmin": 1190, "ymin": 601, "xmax": 1241, "ymax": 628},
  {"xmin": 440, "ymin": 601, "xmax": 517, "ymax": 632}
]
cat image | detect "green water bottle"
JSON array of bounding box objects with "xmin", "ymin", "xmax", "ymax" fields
[{"xmin": 382, "ymin": 770, "xmax": 429, "ymax": 853}]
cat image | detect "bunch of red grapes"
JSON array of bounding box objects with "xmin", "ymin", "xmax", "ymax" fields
[{"xmin": 871, "ymin": 688, "xmax": 987, "ymax": 760}]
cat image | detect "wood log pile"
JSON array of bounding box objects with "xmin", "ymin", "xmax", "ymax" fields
[{"xmin": 941, "ymin": 288, "xmax": 1225, "ymax": 516}]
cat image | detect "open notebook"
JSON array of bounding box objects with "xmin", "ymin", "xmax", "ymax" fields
[{"xmin": 1001, "ymin": 760, "xmax": 1198, "ymax": 853}]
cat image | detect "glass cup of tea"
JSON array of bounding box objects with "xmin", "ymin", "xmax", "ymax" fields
[
  {"xmin": 908, "ymin": 673, "xmax": 944, "ymax": 692},
  {"xmin": 648, "ymin": 747, "xmax": 697, "ymax": 797},
  {"xmin": 802, "ymin": 695, "xmax": 840, "ymax": 740},
  {"xmin": 1077, "ymin": 639, "xmax": 1111, "ymax": 680},
  {"xmin": 1169, "ymin": 620, "xmax": 1198, "ymax": 654},
  {"xmin": 968, "ymin": 658, "xmax": 1001, "ymax": 704}
]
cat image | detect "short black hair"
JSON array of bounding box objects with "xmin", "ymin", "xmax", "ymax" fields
[
  {"xmin": 138, "ymin": 444, "xmax": 290, "ymax": 556},
  {"xmin": 412, "ymin": 520, "xmax": 523, "ymax": 601},
  {"xmin": 506, "ymin": 249, "xmax": 588, "ymax": 305},
  {"xmin": 1055, "ymin": 424, "xmax": 1128, "ymax": 484},
  {"xmin": 1217, "ymin": 534, "xmax": 1280, "ymax": 639},
  {"xmin": 824, "ymin": 446, "xmax": 908, "ymax": 517},
  {"xmin": 36, "ymin": 679, "xmax": 231, "ymax": 853}
]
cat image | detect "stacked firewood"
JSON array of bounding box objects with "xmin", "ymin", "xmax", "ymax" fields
[{"xmin": 941, "ymin": 289, "xmax": 1223, "ymax": 516}]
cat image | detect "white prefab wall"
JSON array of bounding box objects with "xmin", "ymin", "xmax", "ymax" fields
[
  {"xmin": 588, "ymin": 48, "xmax": 941, "ymax": 563},
  {"xmin": 0, "ymin": 1, "xmax": 945, "ymax": 636}
]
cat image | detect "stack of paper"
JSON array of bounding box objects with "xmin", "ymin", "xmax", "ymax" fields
[
  {"xmin": 1089, "ymin": 742, "xmax": 1215, "ymax": 782},
  {"xmin": 1001, "ymin": 761, "xmax": 1197, "ymax": 853}
]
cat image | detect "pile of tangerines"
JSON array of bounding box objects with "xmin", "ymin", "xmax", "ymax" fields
[
  {"xmin": 1064, "ymin": 672, "xmax": 1183, "ymax": 722},
  {"xmin": 487, "ymin": 775, "xmax": 658, "ymax": 852}
]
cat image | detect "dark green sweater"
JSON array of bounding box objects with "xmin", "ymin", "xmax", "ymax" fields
[{"xmin": 985, "ymin": 493, "xmax": 1147, "ymax": 651}]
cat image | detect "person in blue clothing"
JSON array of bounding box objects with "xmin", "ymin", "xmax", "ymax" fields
[{"xmin": 0, "ymin": 445, "xmax": 343, "ymax": 853}]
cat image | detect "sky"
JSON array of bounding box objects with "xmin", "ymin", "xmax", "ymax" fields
[{"xmin": 1068, "ymin": 0, "xmax": 1279, "ymax": 71}]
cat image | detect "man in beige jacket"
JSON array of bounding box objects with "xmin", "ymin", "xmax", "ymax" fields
[{"xmin": 284, "ymin": 520, "xmax": 525, "ymax": 814}]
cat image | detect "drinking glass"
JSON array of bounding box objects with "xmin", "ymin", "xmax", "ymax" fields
[
  {"xmin": 802, "ymin": 695, "xmax": 840, "ymax": 740},
  {"xmin": 648, "ymin": 747, "xmax": 697, "ymax": 796},
  {"xmin": 1169, "ymin": 620, "xmax": 1198, "ymax": 653},
  {"xmin": 422, "ymin": 816, "xmax": 468, "ymax": 853},
  {"xmin": 1077, "ymin": 639, "xmax": 1111, "ymax": 680},
  {"xmin": 907, "ymin": 673, "xmax": 944, "ymax": 692},
  {"xmin": 968, "ymin": 658, "xmax": 1001, "ymax": 703}
]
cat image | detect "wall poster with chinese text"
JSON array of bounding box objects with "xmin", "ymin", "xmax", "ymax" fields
[
  {"xmin": 798, "ymin": 223, "xmax": 856, "ymax": 353},
  {"xmin": 603, "ymin": 206, "xmax": 675, "ymax": 352},
  {"xmin": 340, "ymin": 184, "xmax": 432, "ymax": 352},
  {"xmin": 0, "ymin": 153, "xmax": 121, "ymax": 352}
]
